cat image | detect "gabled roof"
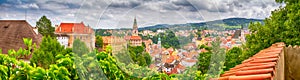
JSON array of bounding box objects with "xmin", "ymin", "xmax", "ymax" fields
[
  {"xmin": 130, "ymin": 36, "xmax": 142, "ymax": 40},
  {"xmin": 213, "ymin": 42, "xmax": 285, "ymax": 80},
  {"xmin": 55, "ymin": 22, "xmax": 94, "ymax": 34},
  {"xmin": 0, "ymin": 20, "xmax": 42, "ymax": 54}
]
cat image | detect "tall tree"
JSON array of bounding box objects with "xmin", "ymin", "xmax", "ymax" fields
[
  {"xmin": 36, "ymin": 16, "xmax": 55, "ymax": 37},
  {"xmin": 73, "ymin": 39, "xmax": 89, "ymax": 57},
  {"xmin": 30, "ymin": 36, "xmax": 68, "ymax": 69},
  {"xmin": 245, "ymin": 0, "xmax": 300, "ymax": 57},
  {"xmin": 223, "ymin": 47, "xmax": 242, "ymax": 71}
]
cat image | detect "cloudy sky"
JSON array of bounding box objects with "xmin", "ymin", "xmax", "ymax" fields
[{"xmin": 0, "ymin": 0, "xmax": 282, "ymax": 29}]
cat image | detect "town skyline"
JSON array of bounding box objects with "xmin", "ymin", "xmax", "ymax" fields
[{"xmin": 0, "ymin": 0, "xmax": 282, "ymax": 29}]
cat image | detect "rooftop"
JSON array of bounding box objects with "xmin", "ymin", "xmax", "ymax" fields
[
  {"xmin": 0, "ymin": 20, "xmax": 42, "ymax": 54},
  {"xmin": 55, "ymin": 22, "xmax": 94, "ymax": 34},
  {"xmin": 213, "ymin": 42, "xmax": 285, "ymax": 80}
]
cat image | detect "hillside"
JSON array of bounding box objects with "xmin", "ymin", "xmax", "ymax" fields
[{"xmin": 138, "ymin": 18, "xmax": 263, "ymax": 31}]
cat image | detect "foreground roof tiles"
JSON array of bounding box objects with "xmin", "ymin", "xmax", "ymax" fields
[{"xmin": 213, "ymin": 42, "xmax": 285, "ymax": 80}]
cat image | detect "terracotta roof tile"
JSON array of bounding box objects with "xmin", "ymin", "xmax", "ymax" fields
[
  {"xmin": 214, "ymin": 42, "xmax": 285, "ymax": 80},
  {"xmin": 55, "ymin": 22, "xmax": 94, "ymax": 34},
  {"xmin": 130, "ymin": 36, "xmax": 142, "ymax": 40}
]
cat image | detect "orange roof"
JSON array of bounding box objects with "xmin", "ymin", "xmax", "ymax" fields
[
  {"xmin": 166, "ymin": 56, "xmax": 175, "ymax": 63},
  {"xmin": 130, "ymin": 36, "xmax": 142, "ymax": 40},
  {"xmin": 175, "ymin": 64, "xmax": 185, "ymax": 70},
  {"xmin": 55, "ymin": 22, "xmax": 94, "ymax": 34},
  {"xmin": 213, "ymin": 42, "xmax": 285, "ymax": 80}
]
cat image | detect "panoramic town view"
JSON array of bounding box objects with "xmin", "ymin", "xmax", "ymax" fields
[{"xmin": 0, "ymin": 0, "xmax": 299, "ymax": 80}]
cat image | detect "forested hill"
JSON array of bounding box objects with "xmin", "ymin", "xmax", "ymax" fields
[{"xmin": 138, "ymin": 18, "xmax": 263, "ymax": 31}]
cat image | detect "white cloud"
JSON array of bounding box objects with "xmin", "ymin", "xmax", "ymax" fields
[{"xmin": 17, "ymin": 3, "xmax": 39, "ymax": 9}]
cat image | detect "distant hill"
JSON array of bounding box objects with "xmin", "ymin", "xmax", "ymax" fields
[{"xmin": 138, "ymin": 18, "xmax": 263, "ymax": 31}]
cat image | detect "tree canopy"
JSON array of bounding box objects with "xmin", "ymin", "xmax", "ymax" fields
[
  {"xmin": 245, "ymin": 0, "xmax": 300, "ymax": 57},
  {"xmin": 95, "ymin": 35, "xmax": 103, "ymax": 49},
  {"xmin": 36, "ymin": 16, "xmax": 55, "ymax": 37}
]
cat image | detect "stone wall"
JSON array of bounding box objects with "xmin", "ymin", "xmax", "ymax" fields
[{"xmin": 284, "ymin": 45, "xmax": 300, "ymax": 80}]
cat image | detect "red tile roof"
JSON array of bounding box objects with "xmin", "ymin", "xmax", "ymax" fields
[
  {"xmin": 166, "ymin": 56, "xmax": 175, "ymax": 63},
  {"xmin": 213, "ymin": 42, "xmax": 285, "ymax": 80},
  {"xmin": 55, "ymin": 22, "xmax": 93, "ymax": 34},
  {"xmin": 130, "ymin": 36, "xmax": 142, "ymax": 40}
]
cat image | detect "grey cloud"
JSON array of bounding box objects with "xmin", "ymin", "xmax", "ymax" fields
[
  {"xmin": 109, "ymin": 0, "xmax": 142, "ymax": 8},
  {"xmin": 172, "ymin": 0, "xmax": 191, "ymax": 6},
  {"xmin": 0, "ymin": 0, "xmax": 282, "ymax": 29}
]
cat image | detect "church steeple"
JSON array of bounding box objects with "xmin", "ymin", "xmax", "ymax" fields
[{"xmin": 132, "ymin": 16, "xmax": 138, "ymax": 36}]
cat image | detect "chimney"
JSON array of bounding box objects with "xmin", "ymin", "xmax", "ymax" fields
[{"xmin": 33, "ymin": 27, "xmax": 38, "ymax": 35}]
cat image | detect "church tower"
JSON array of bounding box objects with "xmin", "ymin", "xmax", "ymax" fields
[{"xmin": 132, "ymin": 17, "xmax": 138, "ymax": 36}]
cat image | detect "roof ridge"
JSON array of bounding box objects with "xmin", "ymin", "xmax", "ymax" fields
[
  {"xmin": 214, "ymin": 42, "xmax": 285, "ymax": 80},
  {"xmin": 0, "ymin": 20, "xmax": 26, "ymax": 22}
]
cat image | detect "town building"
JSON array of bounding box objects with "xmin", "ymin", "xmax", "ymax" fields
[
  {"xmin": 0, "ymin": 20, "xmax": 42, "ymax": 54},
  {"xmin": 125, "ymin": 17, "xmax": 142, "ymax": 46},
  {"xmin": 54, "ymin": 22, "xmax": 95, "ymax": 50},
  {"xmin": 101, "ymin": 36, "xmax": 127, "ymax": 53}
]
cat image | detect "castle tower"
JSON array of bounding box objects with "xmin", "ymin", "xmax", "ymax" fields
[{"xmin": 132, "ymin": 17, "xmax": 138, "ymax": 36}]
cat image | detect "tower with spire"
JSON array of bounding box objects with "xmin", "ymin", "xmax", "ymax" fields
[
  {"xmin": 132, "ymin": 17, "xmax": 138, "ymax": 36},
  {"xmin": 125, "ymin": 16, "xmax": 142, "ymax": 46}
]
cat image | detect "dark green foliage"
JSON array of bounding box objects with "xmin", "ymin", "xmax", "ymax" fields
[
  {"xmin": 95, "ymin": 35, "xmax": 103, "ymax": 49},
  {"xmin": 128, "ymin": 46, "xmax": 151, "ymax": 66},
  {"xmin": 36, "ymin": 16, "xmax": 55, "ymax": 37},
  {"xmin": 223, "ymin": 47, "xmax": 243, "ymax": 71},
  {"xmin": 139, "ymin": 18, "xmax": 263, "ymax": 31},
  {"xmin": 72, "ymin": 39, "xmax": 89, "ymax": 57},
  {"xmin": 245, "ymin": 0, "xmax": 300, "ymax": 59},
  {"xmin": 30, "ymin": 36, "xmax": 67, "ymax": 69},
  {"xmin": 95, "ymin": 29, "xmax": 112, "ymax": 36},
  {"xmin": 151, "ymin": 30, "xmax": 180, "ymax": 49},
  {"xmin": 144, "ymin": 52, "xmax": 152, "ymax": 66},
  {"xmin": 197, "ymin": 44, "xmax": 212, "ymax": 74}
]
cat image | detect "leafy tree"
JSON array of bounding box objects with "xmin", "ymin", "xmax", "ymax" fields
[
  {"xmin": 30, "ymin": 36, "xmax": 68, "ymax": 69},
  {"xmin": 95, "ymin": 35, "xmax": 103, "ymax": 49},
  {"xmin": 7, "ymin": 38, "xmax": 34, "ymax": 60},
  {"xmin": 128, "ymin": 46, "xmax": 151, "ymax": 66},
  {"xmin": 151, "ymin": 30, "xmax": 180, "ymax": 48},
  {"xmin": 206, "ymin": 37, "xmax": 226, "ymax": 78},
  {"xmin": 144, "ymin": 52, "xmax": 152, "ymax": 66},
  {"xmin": 223, "ymin": 47, "xmax": 242, "ymax": 71},
  {"xmin": 197, "ymin": 44, "xmax": 212, "ymax": 74},
  {"xmin": 73, "ymin": 39, "xmax": 89, "ymax": 57},
  {"xmin": 36, "ymin": 16, "xmax": 55, "ymax": 37},
  {"xmin": 245, "ymin": 0, "xmax": 300, "ymax": 58}
]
